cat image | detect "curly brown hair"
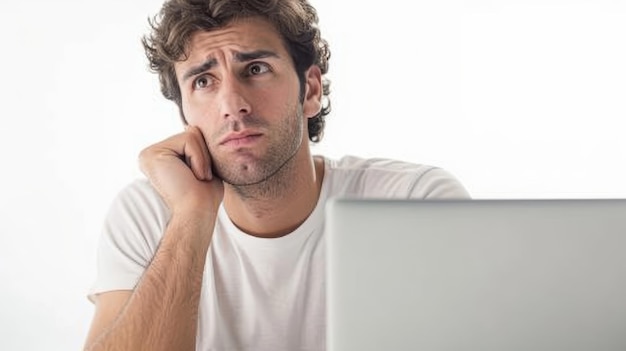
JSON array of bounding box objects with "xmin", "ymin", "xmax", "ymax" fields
[{"xmin": 141, "ymin": 0, "xmax": 331, "ymax": 142}]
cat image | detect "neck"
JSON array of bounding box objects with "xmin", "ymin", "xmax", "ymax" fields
[{"xmin": 222, "ymin": 152, "xmax": 324, "ymax": 238}]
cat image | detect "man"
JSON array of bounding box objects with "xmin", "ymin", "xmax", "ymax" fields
[{"xmin": 84, "ymin": 0, "xmax": 469, "ymax": 350}]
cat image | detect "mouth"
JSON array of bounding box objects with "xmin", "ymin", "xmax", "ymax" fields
[{"xmin": 219, "ymin": 131, "xmax": 263, "ymax": 147}]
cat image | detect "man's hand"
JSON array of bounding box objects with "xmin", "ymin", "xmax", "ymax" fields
[
  {"xmin": 85, "ymin": 126, "xmax": 222, "ymax": 351},
  {"xmin": 138, "ymin": 125, "xmax": 223, "ymax": 215}
]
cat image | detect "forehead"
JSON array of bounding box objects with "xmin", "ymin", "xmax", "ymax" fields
[{"xmin": 183, "ymin": 17, "xmax": 289, "ymax": 64}]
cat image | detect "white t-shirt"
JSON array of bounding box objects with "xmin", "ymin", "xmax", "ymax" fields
[{"xmin": 90, "ymin": 156, "xmax": 470, "ymax": 351}]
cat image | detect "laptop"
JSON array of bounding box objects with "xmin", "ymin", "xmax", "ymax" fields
[{"xmin": 325, "ymin": 198, "xmax": 626, "ymax": 351}]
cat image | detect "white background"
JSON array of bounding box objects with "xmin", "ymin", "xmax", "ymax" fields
[{"xmin": 1, "ymin": 0, "xmax": 625, "ymax": 349}]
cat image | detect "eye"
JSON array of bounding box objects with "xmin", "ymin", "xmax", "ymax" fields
[
  {"xmin": 246, "ymin": 62, "xmax": 271, "ymax": 76},
  {"xmin": 193, "ymin": 75, "xmax": 213, "ymax": 90}
]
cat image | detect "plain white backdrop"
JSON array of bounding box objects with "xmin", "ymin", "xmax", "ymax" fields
[{"xmin": 1, "ymin": 0, "xmax": 625, "ymax": 349}]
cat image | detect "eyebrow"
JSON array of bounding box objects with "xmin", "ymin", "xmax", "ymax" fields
[
  {"xmin": 182, "ymin": 58, "xmax": 217, "ymax": 82},
  {"xmin": 181, "ymin": 50, "xmax": 280, "ymax": 82},
  {"xmin": 234, "ymin": 50, "xmax": 279, "ymax": 62}
]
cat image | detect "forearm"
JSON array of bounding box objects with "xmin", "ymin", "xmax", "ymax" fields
[{"xmin": 87, "ymin": 212, "xmax": 215, "ymax": 351}]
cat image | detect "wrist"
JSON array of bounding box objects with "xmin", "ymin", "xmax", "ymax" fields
[
  {"xmin": 171, "ymin": 197, "xmax": 221, "ymax": 219},
  {"xmin": 167, "ymin": 205, "xmax": 219, "ymax": 244}
]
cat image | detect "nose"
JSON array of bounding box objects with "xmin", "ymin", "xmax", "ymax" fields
[{"xmin": 217, "ymin": 78, "xmax": 251, "ymax": 119}]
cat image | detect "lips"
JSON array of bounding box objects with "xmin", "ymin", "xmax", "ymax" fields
[{"xmin": 219, "ymin": 131, "xmax": 263, "ymax": 147}]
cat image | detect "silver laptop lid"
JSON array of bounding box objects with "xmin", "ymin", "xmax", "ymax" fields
[{"xmin": 326, "ymin": 199, "xmax": 626, "ymax": 351}]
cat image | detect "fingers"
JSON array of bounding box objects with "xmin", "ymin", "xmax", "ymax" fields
[
  {"xmin": 138, "ymin": 126, "xmax": 212, "ymax": 182},
  {"xmin": 137, "ymin": 126, "xmax": 223, "ymax": 214},
  {"xmin": 183, "ymin": 126, "xmax": 212, "ymax": 181}
]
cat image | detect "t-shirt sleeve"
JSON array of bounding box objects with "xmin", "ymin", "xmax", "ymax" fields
[
  {"xmin": 408, "ymin": 167, "xmax": 471, "ymax": 199},
  {"xmin": 87, "ymin": 179, "xmax": 169, "ymax": 303},
  {"xmin": 326, "ymin": 156, "xmax": 471, "ymax": 200}
]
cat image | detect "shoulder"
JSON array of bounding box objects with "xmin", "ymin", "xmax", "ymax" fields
[
  {"xmin": 107, "ymin": 178, "xmax": 168, "ymax": 219},
  {"xmin": 102, "ymin": 178, "xmax": 170, "ymax": 247},
  {"xmin": 322, "ymin": 155, "xmax": 470, "ymax": 199},
  {"xmin": 326, "ymin": 155, "xmax": 436, "ymax": 174},
  {"xmin": 89, "ymin": 179, "xmax": 169, "ymax": 298}
]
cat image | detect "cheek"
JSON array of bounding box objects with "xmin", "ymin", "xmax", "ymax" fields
[
  {"xmin": 182, "ymin": 95, "xmax": 214, "ymax": 126},
  {"xmin": 256, "ymin": 84, "xmax": 299, "ymax": 115},
  {"xmin": 181, "ymin": 95, "xmax": 223, "ymax": 146}
]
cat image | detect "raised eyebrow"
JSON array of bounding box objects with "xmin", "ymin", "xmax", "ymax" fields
[
  {"xmin": 234, "ymin": 50, "xmax": 280, "ymax": 63},
  {"xmin": 181, "ymin": 51, "xmax": 278, "ymax": 82},
  {"xmin": 182, "ymin": 58, "xmax": 217, "ymax": 83}
]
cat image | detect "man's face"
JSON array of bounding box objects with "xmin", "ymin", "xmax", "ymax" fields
[{"xmin": 174, "ymin": 17, "xmax": 320, "ymax": 186}]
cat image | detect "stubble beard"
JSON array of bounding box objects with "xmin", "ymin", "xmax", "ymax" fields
[{"xmin": 211, "ymin": 104, "xmax": 305, "ymax": 200}]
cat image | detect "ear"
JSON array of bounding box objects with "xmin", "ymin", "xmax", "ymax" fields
[{"xmin": 302, "ymin": 65, "xmax": 323, "ymax": 119}]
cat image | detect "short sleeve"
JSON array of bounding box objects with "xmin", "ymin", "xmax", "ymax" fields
[
  {"xmin": 408, "ymin": 167, "xmax": 471, "ymax": 199},
  {"xmin": 87, "ymin": 179, "xmax": 170, "ymax": 302}
]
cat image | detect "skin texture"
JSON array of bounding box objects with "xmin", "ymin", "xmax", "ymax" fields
[
  {"xmin": 84, "ymin": 17, "xmax": 323, "ymax": 351},
  {"xmin": 178, "ymin": 20, "xmax": 306, "ymax": 190}
]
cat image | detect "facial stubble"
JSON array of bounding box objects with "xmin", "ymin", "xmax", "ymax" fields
[{"xmin": 210, "ymin": 102, "xmax": 305, "ymax": 199}]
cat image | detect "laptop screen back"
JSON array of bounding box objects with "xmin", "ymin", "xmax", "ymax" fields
[{"xmin": 325, "ymin": 199, "xmax": 626, "ymax": 351}]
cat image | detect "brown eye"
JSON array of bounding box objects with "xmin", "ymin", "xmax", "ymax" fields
[
  {"xmin": 193, "ymin": 76, "xmax": 211, "ymax": 89},
  {"xmin": 247, "ymin": 62, "xmax": 270, "ymax": 76}
]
